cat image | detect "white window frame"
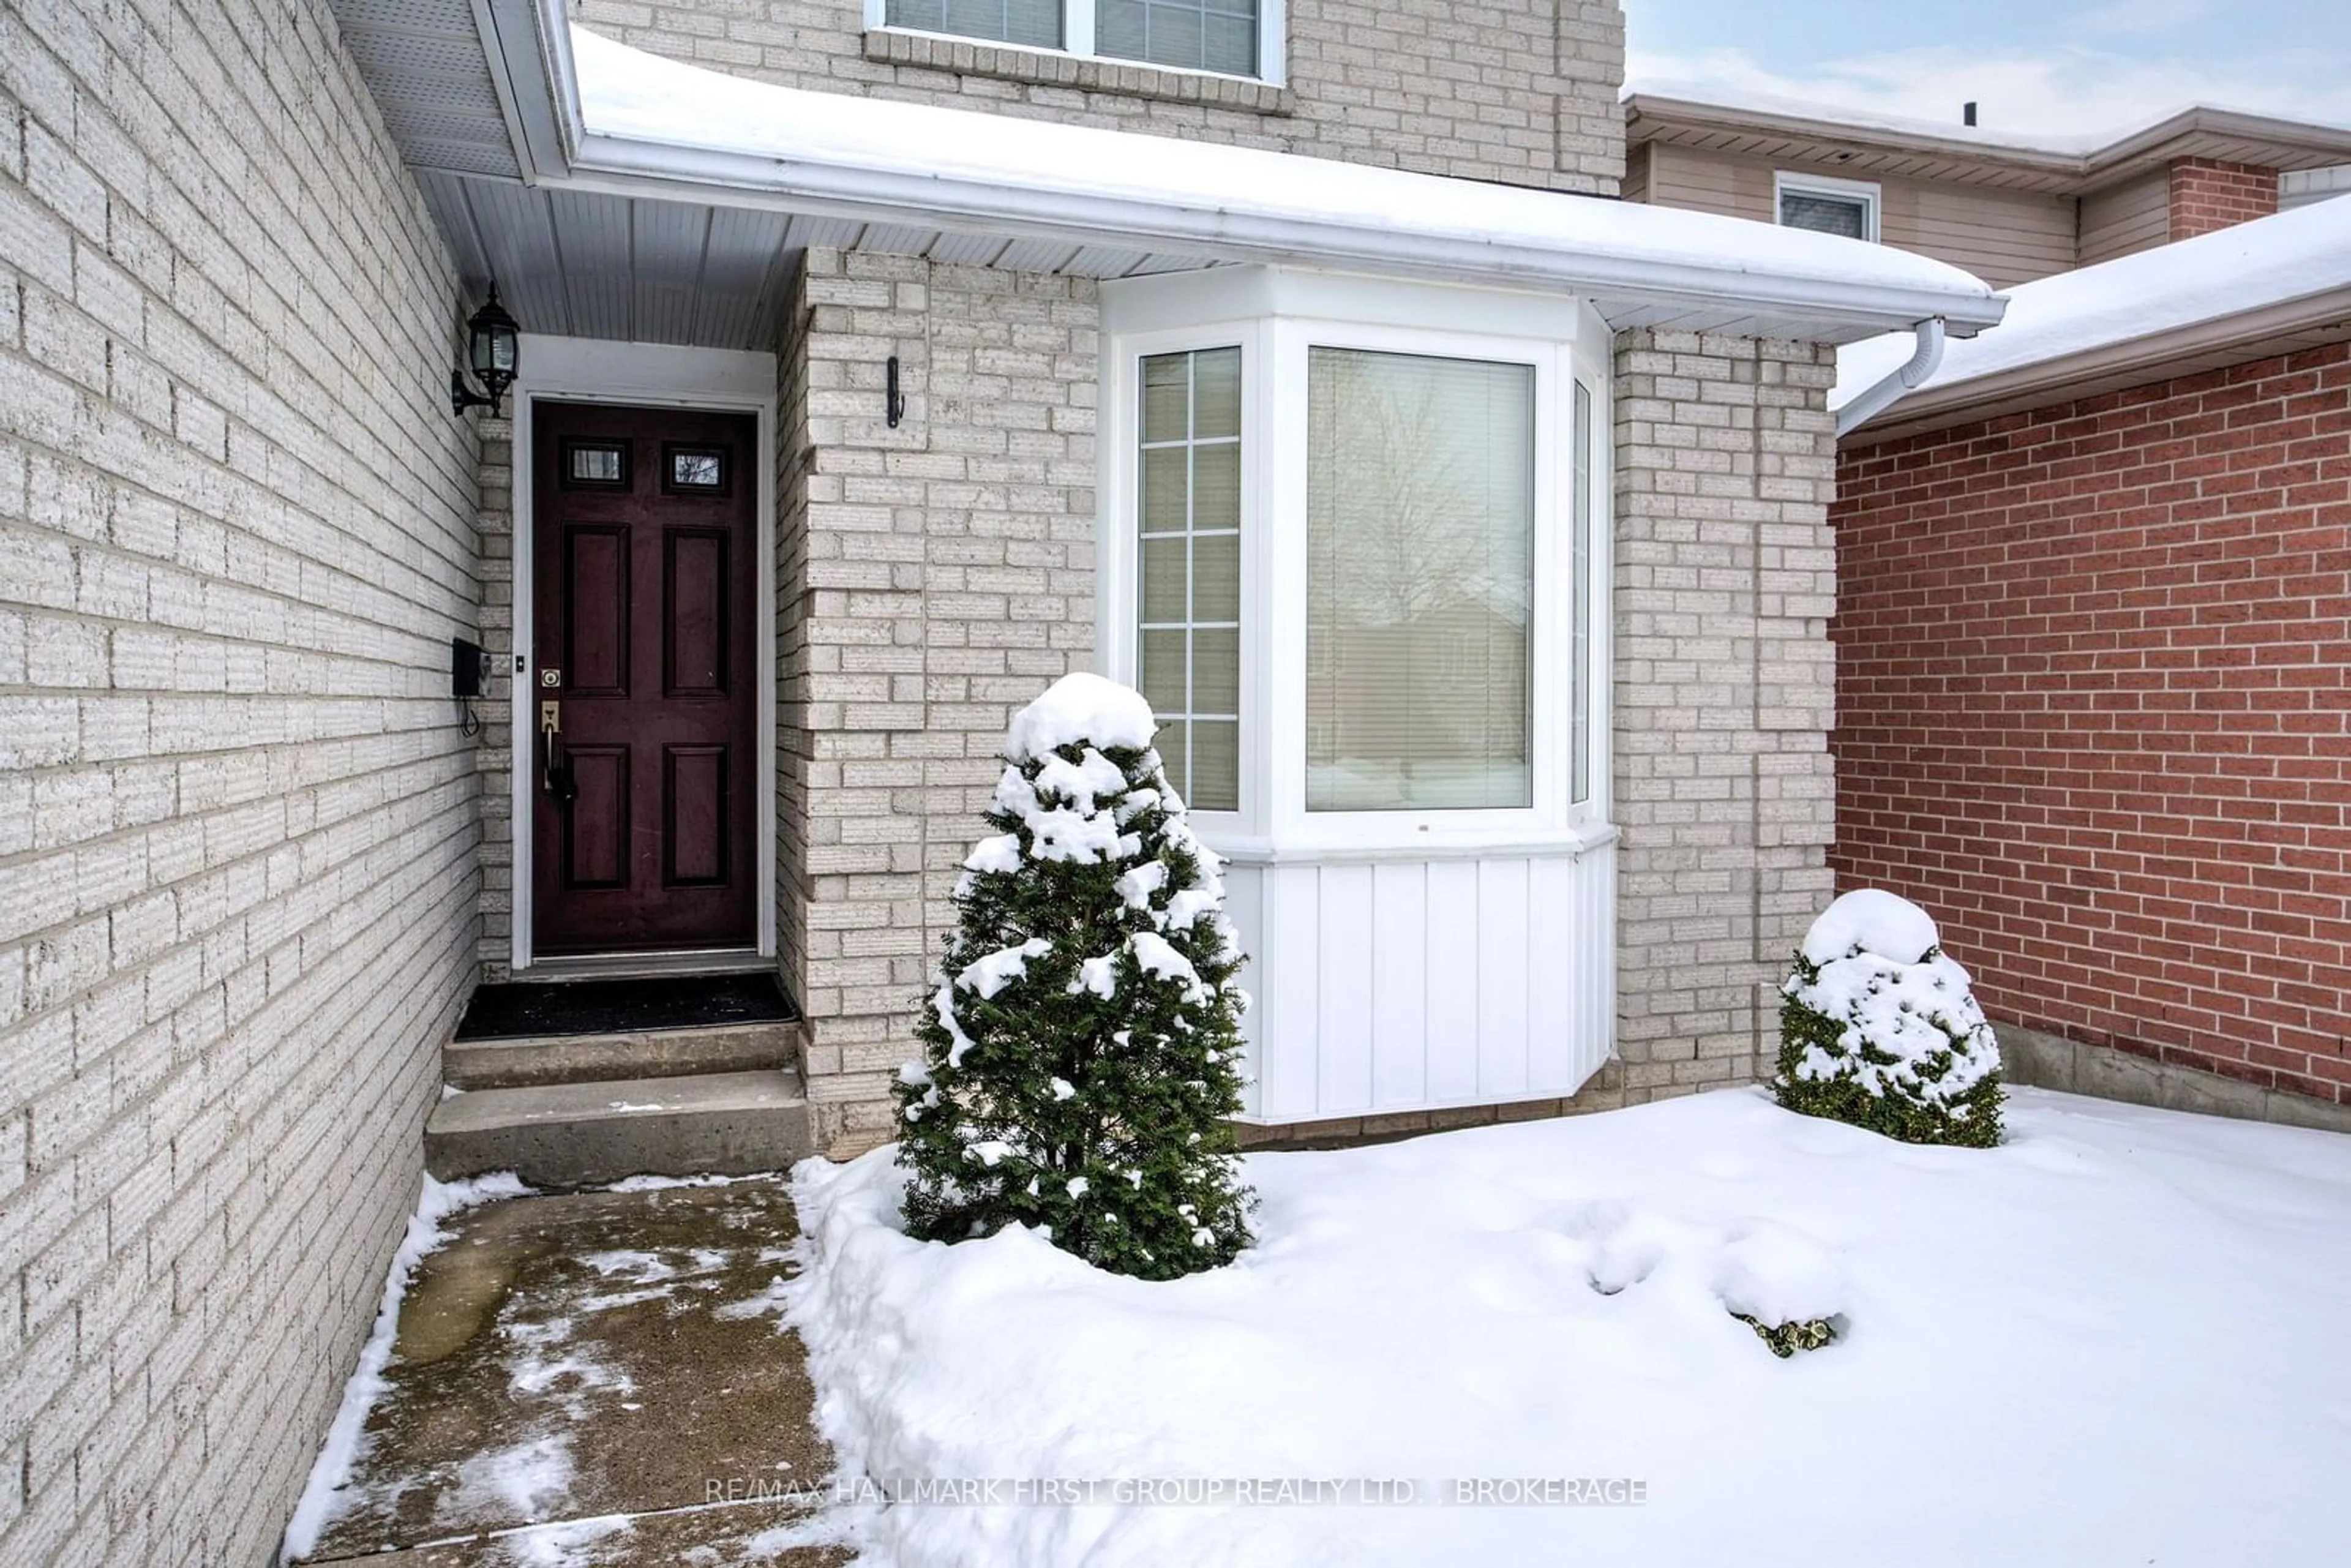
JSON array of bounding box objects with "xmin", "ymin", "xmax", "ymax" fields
[
  {"xmin": 1774, "ymin": 170, "xmax": 1882, "ymax": 243},
  {"xmin": 863, "ymin": 0, "xmax": 1288, "ymax": 87},
  {"xmin": 1098, "ymin": 269, "xmax": 1613, "ymax": 862}
]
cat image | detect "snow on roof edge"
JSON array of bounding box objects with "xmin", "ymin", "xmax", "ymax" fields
[
  {"xmin": 1623, "ymin": 80, "xmax": 2351, "ymax": 163},
  {"xmin": 564, "ymin": 27, "xmax": 2002, "ymax": 327},
  {"xmin": 1832, "ymin": 198, "xmax": 2351, "ymax": 415}
]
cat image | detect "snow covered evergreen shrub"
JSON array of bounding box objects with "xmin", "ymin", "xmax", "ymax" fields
[
  {"xmin": 894, "ymin": 673, "xmax": 1254, "ymax": 1280},
  {"xmin": 1775, "ymin": 890, "xmax": 2004, "ymax": 1148}
]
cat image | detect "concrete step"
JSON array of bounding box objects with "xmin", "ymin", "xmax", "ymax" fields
[
  {"xmin": 426, "ymin": 1070, "xmax": 813, "ymax": 1187},
  {"xmin": 444, "ymin": 1019, "xmax": 800, "ymax": 1090}
]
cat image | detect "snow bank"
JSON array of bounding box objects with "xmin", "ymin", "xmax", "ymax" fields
[
  {"xmin": 280, "ymin": 1171, "xmax": 533, "ymax": 1562},
  {"xmin": 787, "ymin": 1090, "xmax": 2351, "ymax": 1567},
  {"xmin": 1835, "ymin": 197, "xmax": 2351, "ymax": 412}
]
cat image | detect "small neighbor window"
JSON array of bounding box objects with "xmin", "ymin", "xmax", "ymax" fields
[
  {"xmin": 879, "ymin": 0, "xmax": 1277, "ymax": 80},
  {"xmin": 1775, "ymin": 173, "xmax": 1880, "ymax": 242}
]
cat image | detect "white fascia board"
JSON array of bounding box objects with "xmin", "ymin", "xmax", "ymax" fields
[{"xmin": 549, "ymin": 27, "xmax": 2005, "ymax": 339}]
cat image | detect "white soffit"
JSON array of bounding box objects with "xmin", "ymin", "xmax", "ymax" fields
[{"xmin": 330, "ymin": 0, "xmax": 523, "ymax": 180}]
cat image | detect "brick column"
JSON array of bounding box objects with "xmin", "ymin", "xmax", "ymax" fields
[
  {"xmin": 779, "ymin": 249, "xmax": 1099, "ymax": 1155},
  {"xmin": 2167, "ymin": 158, "xmax": 2279, "ymax": 241},
  {"xmin": 1610, "ymin": 329, "xmax": 1839, "ymax": 1098}
]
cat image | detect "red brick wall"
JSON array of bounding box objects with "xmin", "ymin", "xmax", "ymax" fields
[
  {"xmin": 2167, "ymin": 157, "xmax": 2280, "ymax": 241},
  {"xmin": 1831, "ymin": 343, "xmax": 2351, "ymax": 1106}
]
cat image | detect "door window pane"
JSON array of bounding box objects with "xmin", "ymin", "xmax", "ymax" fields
[
  {"xmin": 1306, "ymin": 347, "xmax": 1533, "ymax": 812},
  {"xmin": 1136, "ymin": 347, "xmax": 1243, "ymax": 812},
  {"xmin": 887, "ymin": 0, "xmax": 1060, "ymax": 48},
  {"xmin": 1097, "ymin": 0, "xmax": 1259, "ymax": 77}
]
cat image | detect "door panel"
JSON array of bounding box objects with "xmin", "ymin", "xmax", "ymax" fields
[
  {"xmin": 664, "ymin": 744, "xmax": 730, "ymax": 887},
  {"xmin": 663, "ymin": 528, "xmax": 730, "ymax": 697},
  {"xmin": 563, "ymin": 527, "xmax": 630, "ymax": 697},
  {"xmin": 533, "ymin": 400, "xmax": 758, "ymax": 955},
  {"xmin": 564, "ymin": 745, "xmax": 631, "ymax": 890}
]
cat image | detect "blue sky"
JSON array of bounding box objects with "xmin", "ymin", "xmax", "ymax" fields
[{"xmin": 1624, "ymin": 1, "xmax": 2351, "ymax": 137}]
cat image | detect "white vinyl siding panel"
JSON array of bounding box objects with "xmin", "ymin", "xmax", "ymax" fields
[
  {"xmin": 1226, "ymin": 844, "xmax": 1616, "ymax": 1122},
  {"xmin": 2079, "ymin": 170, "xmax": 2172, "ymax": 265}
]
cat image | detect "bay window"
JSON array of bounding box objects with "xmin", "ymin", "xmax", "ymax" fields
[
  {"xmin": 1102, "ymin": 269, "xmax": 1610, "ymax": 855},
  {"xmin": 877, "ymin": 0, "xmax": 1280, "ymax": 81}
]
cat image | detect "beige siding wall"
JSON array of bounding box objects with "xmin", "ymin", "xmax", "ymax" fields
[
  {"xmin": 2079, "ymin": 168, "xmax": 2169, "ymax": 264},
  {"xmin": 780, "ymin": 249, "xmax": 1100, "ymax": 1156},
  {"xmin": 0, "ymin": 0, "xmax": 481, "ymax": 1561},
  {"xmin": 574, "ymin": 0, "xmax": 1627, "ymax": 194},
  {"xmin": 1640, "ymin": 143, "xmax": 2077, "ymax": 287}
]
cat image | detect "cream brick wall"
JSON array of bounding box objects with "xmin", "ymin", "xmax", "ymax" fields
[
  {"xmin": 576, "ymin": 0, "xmax": 1625, "ymax": 194},
  {"xmin": 474, "ymin": 420, "xmax": 518, "ymax": 978},
  {"xmin": 1609, "ymin": 328, "xmax": 1840, "ymax": 1098},
  {"xmin": 0, "ymin": 1, "xmax": 481, "ymax": 1560},
  {"xmin": 780, "ymin": 248, "xmax": 1098, "ymax": 1154}
]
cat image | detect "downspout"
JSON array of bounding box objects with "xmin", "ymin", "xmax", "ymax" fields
[{"xmin": 1834, "ymin": 318, "xmax": 1947, "ymax": 437}]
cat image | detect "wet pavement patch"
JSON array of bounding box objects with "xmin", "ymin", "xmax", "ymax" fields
[{"xmin": 295, "ymin": 1179, "xmax": 852, "ymax": 1567}]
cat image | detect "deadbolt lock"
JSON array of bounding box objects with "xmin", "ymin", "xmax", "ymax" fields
[{"xmin": 541, "ymin": 667, "xmax": 562, "ymax": 688}]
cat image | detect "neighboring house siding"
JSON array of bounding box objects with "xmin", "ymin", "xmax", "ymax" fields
[
  {"xmin": 0, "ymin": 1, "xmax": 481, "ymax": 1562},
  {"xmin": 2077, "ymin": 168, "xmax": 2170, "ymax": 265},
  {"xmin": 571, "ymin": 0, "xmax": 1627, "ymax": 195},
  {"xmin": 1620, "ymin": 140, "xmax": 1650, "ymax": 203},
  {"xmin": 1611, "ymin": 330, "xmax": 1840, "ymax": 1098},
  {"xmin": 2168, "ymin": 156, "xmax": 2280, "ymax": 241},
  {"xmin": 1831, "ymin": 343, "xmax": 2351, "ymax": 1113},
  {"xmin": 1634, "ymin": 143, "xmax": 2074, "ymax": 288},
  {"xmin": 779, "ymin": 248, "xmax": 1101, "ymax": 1156}
]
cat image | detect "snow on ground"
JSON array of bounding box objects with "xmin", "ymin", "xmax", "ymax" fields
[
  {"xmin": 1834, "ymin": 197, "xmax": 2351, "ymax": 410},
  {"xmin": 282, "ymin": 1171, "xmax": 533, "ymax": 1561},
  {"xmin": 789, "ymin": 1087, "xmax": 2351, "ymax": 1568}
]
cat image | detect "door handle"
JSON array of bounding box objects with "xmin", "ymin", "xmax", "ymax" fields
[{"xmin": 540, "ymin": 702, "xmax": 577, "ymax": 803}]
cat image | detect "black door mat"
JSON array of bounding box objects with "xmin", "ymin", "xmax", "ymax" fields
[{"xmin": 456, "ymin": 973, "xmax": 798, "ymax": 1041}]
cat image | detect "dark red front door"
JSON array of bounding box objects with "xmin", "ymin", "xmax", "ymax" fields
[{"xmin": 532, "ymin": 401, "xmax": 757, "ymax": 955}]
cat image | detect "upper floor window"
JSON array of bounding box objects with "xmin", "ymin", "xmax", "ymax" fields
[
  {"xmin": 879, "ymin": 0, "xmax": 1279, "ymax": 81},
  {"xmin": 1775, "ymin": 171, "xmax": 1881, "ymax": 243}
]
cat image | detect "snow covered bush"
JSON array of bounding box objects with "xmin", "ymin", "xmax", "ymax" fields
[
  {"xmin": 1775, "ymin": 890, "xmax": 2004, "ymax": 1148},
  {"xmin": 893, "ymin": 672, "xmax": 1254, "ymax": 1280}
]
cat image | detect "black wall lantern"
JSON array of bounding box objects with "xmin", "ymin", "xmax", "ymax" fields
[{"xmin": 451, "ymin": 283, "xmax": 520, "ymax": 416}]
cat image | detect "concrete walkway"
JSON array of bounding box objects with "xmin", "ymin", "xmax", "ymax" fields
[{"xmin": 292, "ymin": 1178, "xmax": 852, "ymax": 1567}]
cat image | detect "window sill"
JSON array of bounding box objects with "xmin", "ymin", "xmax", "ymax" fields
[
  {"xmin": 1202, "ymin": 824, "xmax": 1619, "ymax": 867},
  {"xmin": 862, "ymin": 28, "xmax": 1294, "ymax": 116}
]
